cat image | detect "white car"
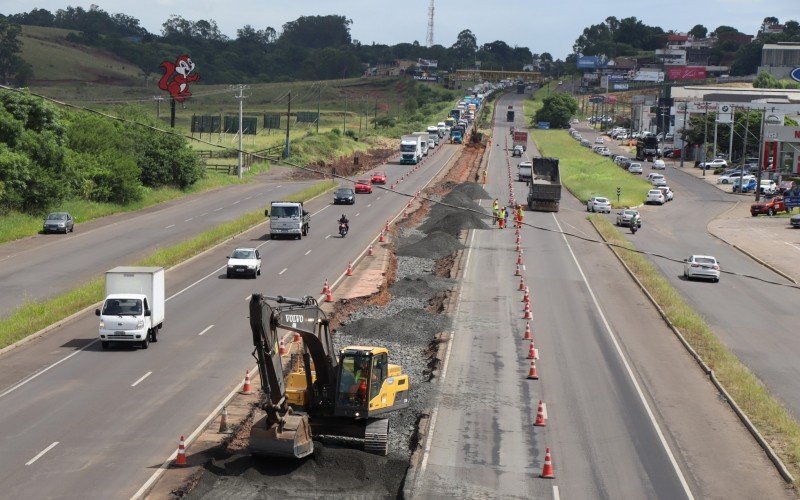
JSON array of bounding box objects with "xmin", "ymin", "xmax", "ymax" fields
[
  {"xmin": 657, "ymin": 186, "xmax": 674, "ymax": 201},
  {"xmin": 759, "ymin": 180, "xmax": 777, "ymax": 195},
  {"xmin": 628, "ymin": 163, "xmax": 643, "ymax": 174},
  {"xmin": 698, "ymin": 158, "xmax": 728, "ymax": 169},
  {"xmin": 650, "ymin": 174, "xmax": 666, "ymax": 187},
  {"xmin": 717, "ymin": 172, "xmax": 752, "ymax": 184},
  {"xmin": 594, "ymin": 137, "xmax": 605, "ymax": 145},
  {"xmin": 652, "ymin": 159, "xmax": 666, "ymax": 170},
  {"xmin": 645, "ymin": 189, "xmax": 666, "ymax": 205},
  {"xmin": 226, "ymin": 248, "xmax": 262, "ymax": 279},
  {"xmin": 587, "ymin": 196, "xmax": 612, "ymax": 213},
  {"xmin": 599, "ymin": 147, "xmax": 612, "ymax": 156},
  {"xmin": 683, "ymin": 255, "xmax": 720, "ymax": 282}
]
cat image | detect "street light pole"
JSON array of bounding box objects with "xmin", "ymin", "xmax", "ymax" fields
[
  {"xmin": 679, "ymin": 101, "xmax": 688, "ymax": 168},
  {"xmin": 702, "ymin": 107, "xmax": 709, "ymax": 177}
]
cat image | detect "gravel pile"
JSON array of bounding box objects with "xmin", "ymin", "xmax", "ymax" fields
[
  {"xmin": 451, "ymin": 181, "xmax": 491, "ymax": 199},
  {"xmin": 418, "ymin": 212, "xmax": 489, "ymax": 236},
  {"xmin": 346, "ymin": 296, "xmax": 429, "ymax": 322},
  {"xmin": 338, "ymin": 308, "xmax": 450, "ymax": 345},
  {"xmin": 390, "ymin": 275, "xmax": 455, "ymax": 298},
  {"xmin": 396, "ymin": 231, "xmax": 464, "ymax": 259},
  {"xmin": 395, "ymin": 256, "xmax": 435, "ymax": 280}
]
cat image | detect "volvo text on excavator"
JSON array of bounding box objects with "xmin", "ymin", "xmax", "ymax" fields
[{"xmin": 247, "ymin": 294, "xmax": 410, "ymax": 458}]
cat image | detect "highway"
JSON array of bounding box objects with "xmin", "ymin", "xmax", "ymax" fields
[
  {"xmin": 0, "ymin": 142, "xmax": 458, "ymax": 499},
  {"xmin": 575, "ymin": 123, "xmax": 800, "ymax": 422},
  {"xmin": 409, "ymin": 92, "xmax": 789, "ymax": 498}
]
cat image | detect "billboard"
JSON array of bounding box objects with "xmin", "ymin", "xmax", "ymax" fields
[
  {"xmin": 716, "ymin": 103, "xmax": 733, "ymax": 123},
  {"xmin": 577, "ymin": 56, "xmax": 608, "ymax": 69},
  {"xmin": 632, "ymin": 70, "xmax": 664, "ymax": 82},
  {"xmin": 667, "ymin": 66, "xmax": 707, "ymax": 81},
  {"xmin": 613, "ymin": 83, "xmax": 629, "ymax": 90},
  {"xmin": 656, "ymin": 49, "xmax": 687, "ymax": 66},
  {"xmin": 417, "ymin": 58, "xmax": 438, "ymax": 68},
  {"xmin": 792, "ymin": 68, "xmax": 800, "ymax": 83}
]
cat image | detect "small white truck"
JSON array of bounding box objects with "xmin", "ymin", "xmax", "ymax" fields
[
  {"xmin": 266, "ymin": 201, "xmax": 310, "ymax": 239},
  {"xmin": 96, "ymin": 267, "xmax": 165, "ymax": 350},
  {"xmin": 400, "ymin": 135, "xmax": 422, "ymax": 164}
]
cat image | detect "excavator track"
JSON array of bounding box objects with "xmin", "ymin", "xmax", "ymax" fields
[{"xmin": 363, "ymin": 418, "xmax": 390, "ymax": 456}]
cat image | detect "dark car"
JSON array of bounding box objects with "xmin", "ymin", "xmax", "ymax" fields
[
  {"xmin": 333, "ymin": 188, "xmax": 355, "ymax": 205},
  {"xmin": 43, "ymin": 212, "xmax": 74, "ymax": 233},
  {"xmin": 791, "ymin": 214, "xmax": 800, "ymax": 228}
]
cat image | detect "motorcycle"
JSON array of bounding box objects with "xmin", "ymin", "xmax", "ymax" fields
[
  {"xmin": 630, "ymin": 218, "xmax": 640, "ymax": 234},
  {"xmin": 339, "ymin": 222, "xmax": 349, "ymax": 238}
]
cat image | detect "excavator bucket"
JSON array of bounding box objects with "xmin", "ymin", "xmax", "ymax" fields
[{"xmin": 249, "ymin": 410, "xmax": 314, "ymax": 459}]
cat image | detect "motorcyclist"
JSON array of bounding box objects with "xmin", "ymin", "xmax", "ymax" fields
[
  {"xmin": 630, "ymin": 212, "xmax": 640, "ymax": 234},
  {"xmin": 338, "ymin": 214, "xmax": 349, "ymax": 233}
]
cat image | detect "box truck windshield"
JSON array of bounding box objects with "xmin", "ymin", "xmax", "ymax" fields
[{"xmin": 271, "ymin": 206, "xmax": 300, "ymax": 218}]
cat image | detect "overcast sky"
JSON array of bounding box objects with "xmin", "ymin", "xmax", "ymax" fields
[{"xmin": 3, "ymin": 0, "xmax": 797, "ymax": 58}]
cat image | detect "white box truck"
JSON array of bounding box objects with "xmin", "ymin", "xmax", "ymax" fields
[
  {"xmin": 412, "ymin": 132, "xmax": 430, "ymax": 156},
  {"xmin": 266, "ymin": 201, "xmax": 310, "ymax": 239},
  {"xmin": 400, "ymin": 135, "xmax": 422, "ymax": 164},
  {"xmin": 96, "ymin": 267, "xmax": 165, "ymax": 349}
]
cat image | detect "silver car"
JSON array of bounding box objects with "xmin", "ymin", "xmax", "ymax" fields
[
  {"xmin": 616, "ymin": 209, "xmax": 641, "ymax": 227},
  {"xmin": 43, "ymin": 212, "xmax": 74, "ymax": 234},
  {"xmin": 587, "ymin": 196, "xmax": 612, "ymax": 213}
]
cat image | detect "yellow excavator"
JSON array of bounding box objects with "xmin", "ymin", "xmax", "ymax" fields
[{"xmin": 248, "ymin": 294, "xmax": 410, "ymax": 458}]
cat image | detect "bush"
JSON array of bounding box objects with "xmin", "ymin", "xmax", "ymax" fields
[
  {"xmin": 330, "ymin": 128, "xmax": 341, "ymax": 135},
  {"xmin": 344, "ymin": 129, "xmax": 357, "ymax": 139}
]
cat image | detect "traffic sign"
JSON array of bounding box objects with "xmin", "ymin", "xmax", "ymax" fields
[
  {"xmin": 616, "ymin": 186, "xmax": 621, "ymax": 202},
  {"xmin": 791, "ymin": 67, "xmax": 800, "ymax": 84}
]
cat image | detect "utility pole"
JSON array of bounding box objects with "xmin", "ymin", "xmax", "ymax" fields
[
  {"xmin": 702, "ymin": 107, "xmax": 709, "ymax": 177},
  {"xmin": 712, "ymin": 114, "xmax": 719, "ymax": 159},
  {"xmin": 679, "ymin": 101, "xmax": 688, "ymax": 168},
  {"xmin": 154, "ymin": 96, "xmax": 164, "ymax": 119},
  {"xmin": 343, "ymin": 94, "xmax": 347, "ymax": 134},
  {"xmin": 169, "ymin": 97, "xmax": 176, "ymax": 128},
  {"xmin": 316, "ymin": 85, "xmax": 321, "ymax": 134},
  {"xmin": 234, "ymin": 84, "xmax": 248, "ymax": 179},
  {"xmin": 755, "ymin": 109, "xmax": 766, "ymax": 202},
  {"xmin": 283, "ymin": 91, "xmax": 291, "ymax": 159},
  {"xmin": 739, "ymin": 109, "xmax": 750, "ymax": 189},
  {"xmin": 374, "ymin": 95, "xmax": 378, "ymax": 129}
]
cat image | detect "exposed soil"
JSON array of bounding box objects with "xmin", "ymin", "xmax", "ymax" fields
[{"xmin": 291, "ymin": 146, "xmax": 396, "ymax": 181}]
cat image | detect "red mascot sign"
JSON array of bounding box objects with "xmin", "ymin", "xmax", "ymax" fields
[{"xmin": 158, "ymin": 55, "xmax": 200, "ymax": 102}]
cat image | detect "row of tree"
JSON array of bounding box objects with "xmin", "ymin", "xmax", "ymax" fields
[
  {"xmin": 0, "ymin": 91, "xmax": 202, "ymax": 214},
  {"xmin": 1, "ymin": 6, "xmax": 543, "ymax": 85}
]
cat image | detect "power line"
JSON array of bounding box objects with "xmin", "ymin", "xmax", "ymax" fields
[{"xmin": 3, "ymin": 83, "xmax": 795, "ymax": 290}]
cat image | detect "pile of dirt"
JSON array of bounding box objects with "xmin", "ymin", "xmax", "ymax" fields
[
  {"xmin": 396, "ymin": 231, "xmax": 464, "ymax": 259},
  {"xmin": 389, "ymin": 275, "xmax": 455, "ymax": 298},
  {"xmin": 186, "ymin": 442, "xmax": 408, "ymax": 499},
  {"xmin": 451, "ymin": 182, "xmax": 491, "ymax": 200},
  {"xmin": 339, "ymin": 308, "xmax": 450, "ymax": 344},
  {"xmin": 416, "ymin": 185, "xmax": 491, "ymax": 236},
  {"xmin": 419, "ymin": 211, "xmax": 489, "ymax": 236},
  {"xmin": 291, "ymin": 147, "xmax": 395, "ymax": 180}
]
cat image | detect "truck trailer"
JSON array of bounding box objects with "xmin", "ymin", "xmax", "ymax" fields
[{"xmin": 527, "ymin": 157, "xmax": 561, "ymax": 212}]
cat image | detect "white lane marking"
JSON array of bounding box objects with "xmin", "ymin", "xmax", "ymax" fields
[
  {"xmin": 164, "ymin": 224, "xmax": 175, "ymax": 229},
  {"xmin": 26, "ymin": 442, "xmax": 59, "ymax": 466},
  {"xmin": 279, "ymin": 268, "xmax": 287, "ymax": 275},
  {"xmin": 553, "ymin": 485, "xmax": 560, "ymax": 500},
  {"xmin": 367, "ymin": 204, "xmax": 372, "ymax": 208},
  {"xmin": 244, "ymin": 294, "xmax": 252, "ymax": 301},
  {"xmin": 355, "ymin": 213, "xmax": 360, "ymax": 217},
  {"xmin": 418, "ymin": 216, "xmax": 479, "ymax": 480},
  {"xmin": 131, "ymin": 371, "xmax": 152, "ymax": 387},
  {"xmin": 784, "ymin": 241, "xmax": 800, "ymax": 252},
  {"xmin": 552, "ymin": 214, "xmax": 694, "ymax": 499},
  {"xmin": 376, "ymin": 196, "xmax": 381, "ymax": 200},
  {"xmin": 132, "ymin": 364, "xmax": 259, "ymax": 500},
  {"xmin": 276, "ymin": 185, "xmax": 282, "ymax": 188},
  {"xmin": 213, "ymin": 207, "xmax": 223, "ymax": 212},
  {"xmin": 325, "ymin": 235, "xmax": 331, "ymax": 239},
  {"xmin": 244, "ymin": 196, "xmax": 252, "ymax": 200},
  {"xmin": 197, "ymin": 325, "xmax": 214, "ymax": 336},
  {"xmin": 184, "ymin": 218, "xmax": 193, "ymax": 222},
  {"xmin": 564, "ymin": 221, "xmax": 587, "ymax": 237},
  {"xmin": 305, "ymin": 250, "xmax": 311, "ymax": 256},
  {"xmin": 200, "ymin": 212, "xmax": 208, "ymax": 217},
  {"xmin": 232, "ymin": 201, "xmax": 240, "ymax": 205}
]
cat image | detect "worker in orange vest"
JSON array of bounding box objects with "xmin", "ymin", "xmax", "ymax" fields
[
  {"xmin": 498, "ymin": 206, "xmax": 506, "ymax": 229},
  {"xmin": 516, "ymin": 204, "xmax": 524, "ymax": 228}
]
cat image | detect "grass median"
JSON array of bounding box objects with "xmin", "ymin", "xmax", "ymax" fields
[
  {"xmin": 0, "ymin": 180, "xmax": 337, "ymax": 350},
  {"xmin": 531, "ymin": 129, "xmax": 651, "ymax": 207},
  {"xmin": 591, "ymin": 215, "xmax": 800, "ymax": 482}
]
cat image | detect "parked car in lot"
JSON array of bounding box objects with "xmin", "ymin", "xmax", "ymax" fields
[
  {"xmin": 628, "ymin": 163, "xmax": 643, "ymax": 174},
  {"xmin": 598, "ymin": 147, "xmax": 611, "ymax": 156},
  {"xmin": 43, "ymin": 212, "xmax": 74, "ymax": 234},
  {"xmin": 614, "ymin": 156, "xmax": 628, "ymax": 166},
  {"xmin": 698, "ymin": 158, "xmax": 728, "ymax": 169},
  {"xmin": 580, "ymin": 139, "xmax": 591, "ymax": 148},
  {"xmin": 354, "ymin": 179, "xmax": 373, "ymax": 194},
  {"xmin": 717, "ymin": 172, "xmax": 753, "ymax": 184},
  {"xmin": 759, "ymin": 180, "xmax": 777, "ymax": 196},
  {"xmin": 683, "ymin": 254, "xmax": 720, "ymax": 282},
  {"xmin": 652, "ymin": 159, "xmax": 666, "ymax": 170},
  {"xmin": 733, "ymin": 177, "xmax": 758, "ymax": 193},
  {"xmin": 370, "ymin": 171, "xmax": 387, "ymax": 184},
  {"xmin": 645, "ymin": 189, "xmax": 666, "ymax": 205},
  {"xmin": 594, "ymin": 137, "xmax": 605, "ymax": 144},
  {"xmin": 657, "ymin": 186, "xmax": 674, "ymax": 201},
  {"xmin": 649, "ymin": 174, "xmax": 667, "ymax": 187},
  {"xmin": 664, "ymin": 148, "xmax": 682, "ymax": 158},
  {"xmin": 750, "ymin": 197, "xmax": 790, "ymax": 216},
  {"xmin": 333, "ymin": 187, "xmax": 355, "ymax": 205},
  {"xmin": 226, "ymin": 248, "xmax": 261, "ymax": 279},
  {"xmin": 587, "ymin": 196, "xmax": 612, "ymax": 213},
  {"xmin": 616, "ymin": 209, "xmax": 642, "ymax": 227}
]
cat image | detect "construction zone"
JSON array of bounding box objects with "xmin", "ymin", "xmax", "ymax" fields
[{"xmin": 148, "ymin": 138, "xmax": 490, "ymax": 499}]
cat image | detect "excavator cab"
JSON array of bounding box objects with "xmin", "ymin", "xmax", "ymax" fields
[{"xmin": 334, "ymin": 347, "xmax": 410, "ymax": 419}]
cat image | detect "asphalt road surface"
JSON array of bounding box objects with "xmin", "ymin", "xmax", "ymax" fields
[
  {"xmin": 408, "ymin": 93, "xmax": 789, "ymax": 499},
  {"xmin": 0, "ymin": 143, "xmax": 458, "ymax": 499},
  {"xmin": 576, "ymin": 124, "xmax": 800, "ymax": 422}
]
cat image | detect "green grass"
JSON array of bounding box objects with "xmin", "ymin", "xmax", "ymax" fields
[
  {"xmin": 530, "ymin": 129, "xmax": 651, "ymax": 207},
  {"xmin": 0, "ymin": 180, "xmax": 336, "ymax": 349},
  {"xmin": 592, "ymin": 216, "xmax": 800, "ymax": 485}
]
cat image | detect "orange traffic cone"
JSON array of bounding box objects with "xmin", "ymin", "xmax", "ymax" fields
[
  {"xmin": 517, "ymin": 252, "xmax": 524, "ymax": 265},
  {"xmin": 279, "ymin": 338, "xmax": 288, "ymax": 356},
  {"xmin": 523, "ymin": 322, "xmax": 532, "ymax": 340},
  {"xmin": 174, "ymin": 436, "xmax": 187, "ymax": 467},
  {"xmin": 534, "ymin": 400, "xmax": 546, "ymax": 427},
  {"xmin": 385, "ymin": 220, "xmax": 390, "ymax": 232},
  {"xmin": 527, "ymin": 341, "xmax": 536, "ymax": 359},
  {"xmin": 516, "ymin": 242, "xmax": 521, "ymax": 252},
  {"xmin": 219, "ymin": 406, "xmax": 230, "ymax": 433},
  {"xmin": 518, "ymin": 277, "xmax": 526, "ymax": 291},
  {"xmin": 325, "ymin": 288, "xmax": 334, "ymax": 303},
  {"xmin": 321, "ymin": 278, "xmax": 330, "ymax": 294},
  {"xmin": 368, "ymin": 245, "xmax": 374, "ymax": 256},
  {"xmin": 514, "ymin": 264, "xmax": 521, "ymax": 276},
  {"xmin": 346, "ymin": 262, "xmax": 353, "ymax": 276},
  {"xmin": 523, "ymin": 304, "xmax": 533, "ymax": 320},
  {"xmin": 379, "ymin": 231, "xmax": 386, "ymax": 243},
  {"xmin": 241, "ymin": 369, "xmax": 253, "ymax": 394},
  {"xmin": 527, "ymin": 360, "xmax": 539, "ymax": 380},
  {"xmin": 522, "ymin": 290, "xmax": 529, "ymax": 303},
  {"xmin": 540, "ymin": 448, "xmax": 555, "ymax": 478}
]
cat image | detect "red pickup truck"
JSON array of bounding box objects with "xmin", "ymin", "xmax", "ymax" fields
[{"xmin": 750, "ymin": 197, "xmax": 790, "ymax": 216}]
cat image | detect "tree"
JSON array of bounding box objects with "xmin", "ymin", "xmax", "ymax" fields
[
  {"xmin": 279, "ymin": 15, "xmax": 352, "ymax": 49},
  {"xmin": 712, "ymin": 25, "xmax": 739, "ymax": 37},
  {"xmin": 0, "ymin": 19, "xmax": 24, "ymax": 85},
  {"xmin": 452, "ymin": 29, "xmax": 477, "ymax": 57},
  {"xmin": 534, "ymin": 93, "xmax": 578, "ymax": 129},
  {"xmin": 688, "ymin": 24, "xmax": 707, "ymax": 39},
  {"xmin": 761, "ymin": 16, "xmax": 779, "ymax": 32}
]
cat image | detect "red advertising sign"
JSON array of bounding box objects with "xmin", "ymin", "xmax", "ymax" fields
[{"xmin": 667, "ymin": 67, "xmax": 707, "ymax": 81}]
